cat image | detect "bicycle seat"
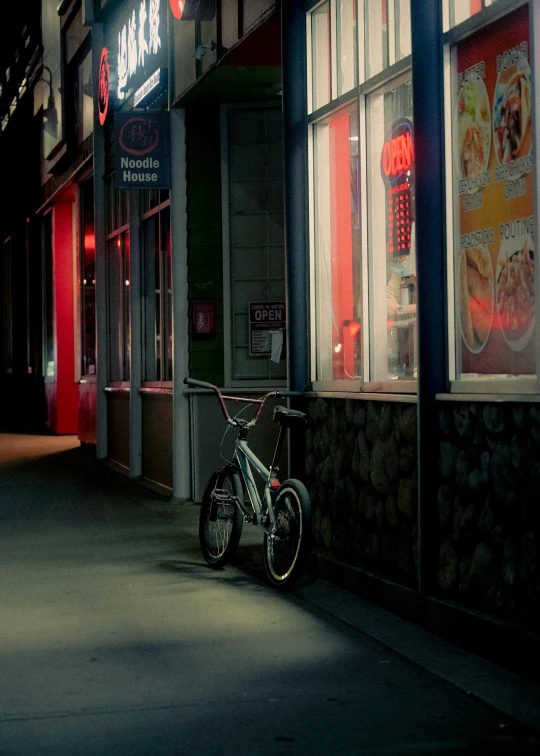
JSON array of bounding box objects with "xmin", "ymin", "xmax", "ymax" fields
[{"xmin": 273, "ymin": 405, "xmax": 307, "ymax": 427}]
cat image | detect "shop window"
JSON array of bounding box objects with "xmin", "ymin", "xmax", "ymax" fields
[
  {"xmin": 142, "ymin": 202, "xmax": 172, "ymax": 382},
  {"xmin": 80, "ymin": 179, "xmax": 96, "ymax": 376},
  {"xmin": 367, "ymin": 77, "xmax": 415, "ymax": 383},
  {"xmin": 107, "ymin": 232, "xmax": 130, "ymax": 382},
  {"xmin": 74, "ymin": 51, "xmax": 93, "ymax": 147},
  {"xmin": 224, "ymin": 106, "xmax": 287, "ymax": 384},
  {"xmin": 447, "ymin": 2, "xmax": 536, "ymax": 390},
  {"xmin": 312, "ymin": 104, "xmax": 362, "ymax": 383},
  {"xmin": 307, "ymin": 0, "xmax": 414, "ymax": 392}
]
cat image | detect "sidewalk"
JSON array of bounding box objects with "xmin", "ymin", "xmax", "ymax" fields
[
  {"xmin": 108, "ymin": 453, "xmax": 540, "ymax": 735},
  {"xmin": 1, "ymin": 432, "xmax": 539, "ymax": 756}
]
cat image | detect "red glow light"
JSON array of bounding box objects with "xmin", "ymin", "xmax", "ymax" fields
[
  {"xmin": 170, "ymin": 0, "xmax": 185, "ymax": 19},
  {"xmin": 84, "ymin": 233, "xmax": 95, "ymax": 252}
]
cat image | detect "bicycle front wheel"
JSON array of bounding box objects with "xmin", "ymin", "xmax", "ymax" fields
[
  {"xmin": 199, "ymin": 466, "xmax": 244, "ymax": 568},
  {"xmin": 264, "ymin": 479, "xmax": 312, "ymax": 589}
]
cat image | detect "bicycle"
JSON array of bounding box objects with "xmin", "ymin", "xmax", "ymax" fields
[{"xmin": 183, "ymin": 377, "xmax": 312, "ymax": 589}]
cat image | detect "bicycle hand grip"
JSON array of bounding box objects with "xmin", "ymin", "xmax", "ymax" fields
[{"xmin": 183, "ymin": 377, "xmax": 217, "ymax": 391}]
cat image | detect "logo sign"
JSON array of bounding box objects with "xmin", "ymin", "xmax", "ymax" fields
[
  {"xmin": 114, "ymin": 112, "xmax": 171, "ymax": 189},
  {"xmin": 98, "ymin": 47, "xmax": 110, "ymax": 125},
  {"xmin": 107, "ymin": 0, "xmax": 167, "ymax": 106},
  {"xmin": 380, "ymin": 118, "xmax": 414, "ymax": 257},
  {"xmin": 169, "ymin": 0, "xmax": 197, "ymax": 20},
  {"xmin": 249, "ymin": 302, "xmax": 286, "ymax": 356}
]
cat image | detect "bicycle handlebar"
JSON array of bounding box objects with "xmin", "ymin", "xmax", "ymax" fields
[{"xmin": 183, "ymin": 377, "xmax": 303, "ymax": 427}]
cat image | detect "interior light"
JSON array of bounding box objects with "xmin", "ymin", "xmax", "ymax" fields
[{"xmin": 334, "ymin": 343, "xmax": 342, "ymax": 354}]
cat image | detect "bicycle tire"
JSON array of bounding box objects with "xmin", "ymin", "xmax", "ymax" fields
[
  {"xmin": 264, "ymin": 478, "xmax": 312, "ymax": 589},
  {"xmin": 199, "ymin": 465, "xmax": 244, "ymax": 568}
]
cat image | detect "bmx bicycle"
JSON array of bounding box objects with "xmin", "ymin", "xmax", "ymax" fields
[{"xmin": 184, "ymin": 377, "xmax": 312, "ymax": 589}]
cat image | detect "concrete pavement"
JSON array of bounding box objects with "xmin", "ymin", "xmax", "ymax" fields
[{"xmin": 0, "ymin": 432, "xmax": 539, "ymax": 755}]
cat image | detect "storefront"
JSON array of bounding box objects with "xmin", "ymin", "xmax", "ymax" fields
[
  {"xmin": 296, "ymin": 0, "xmax": 540, "ymax": 672},
  {"xmin": 93, "ymin": 1, "xmax": 286, "ymax": 497},
  {"xmin": 39, "ymin": 0, "xmax": 95, "ymax": 438}
]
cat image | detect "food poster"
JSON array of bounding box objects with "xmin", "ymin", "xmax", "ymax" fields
[{"xmin": 454, "ymin": 4, "xmax": 535, "ymax": 376}]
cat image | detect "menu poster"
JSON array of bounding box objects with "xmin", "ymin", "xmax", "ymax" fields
[{"xmin": 454, "ymin": 5, "xmax": 535, "ymax": 376}]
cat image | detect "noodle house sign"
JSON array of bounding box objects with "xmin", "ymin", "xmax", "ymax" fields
[{"xmin": 114, "ymin": 112, "xmax": 171, "ymax": 189}]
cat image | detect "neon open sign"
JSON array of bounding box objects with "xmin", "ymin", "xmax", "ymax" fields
[
  {"xmin": 380, "ymin": 119, "xmax": 414, "ymax": 256},
  {"xmin": 380, "ymin": 119, "xmax": 414, "ymax": 184}
]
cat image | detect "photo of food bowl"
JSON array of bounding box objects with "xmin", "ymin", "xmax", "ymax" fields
[
  {"xmin": 455, "ymin": 78, "xmax": 491, "ymax": 181},
  {"xmin": 493, "ymin": 59, "xmax": 532, "ymax": 165},
  {"xmin": 496, "ymin": 235, "xmax": 535, "ymax": 351},
  {"xmin": 458, "ymin": 244, "xmax": 494, "ymax": 354}
]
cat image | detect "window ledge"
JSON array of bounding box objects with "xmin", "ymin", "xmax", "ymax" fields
[
  {"xmin": 306, "ymin": 391, "xmax": 417, "ymax": 404},
  {"xmin": 436, "ymin": 393, "xmax": 540, "ymax": 403}
]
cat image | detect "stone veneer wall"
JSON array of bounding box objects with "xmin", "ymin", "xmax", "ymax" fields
[
  {"xmin": 305, "ymin": 398, "xmax": 418, "ymax": 588},
  {"xmin": 436, "ymin": 402, "xmax": 540, "ymax": 629}
]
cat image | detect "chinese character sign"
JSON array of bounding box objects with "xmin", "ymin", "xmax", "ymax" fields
[{"xmin": 112, "ymin": 0, "xmax": 165, "ymax": 103}]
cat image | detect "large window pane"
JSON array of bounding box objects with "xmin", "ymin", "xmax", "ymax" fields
[
  {"xmin": 311, "ymin": 2, "xmax": 331, "ymax": 111},
  {"xmin": 367, "ymin": 77, "xmax": 416, "ymax": 382},
  {"xmin": 227, "ymin": 107, "xmax": 286, "ymax": 382},
  {"xmin": 451, "ymin": 4, "xmax": 535, "ymax": 381},
  {"xmin": 313, "ymin": 103, "xmax": 362, "ymax": 382},
  {"xmin": 337, "ymin": 0, "xmax": 358, "ymax": 95},
  {"xmin": 365, "ymin": 0, "xmax": 389, "ymax": 79},
  {"xmin": 80, "ymin": 179, "xmax": 96, "ymax": 376},
  {"xmin": 108, "ymin": 232, "xmax": 130, "ymax": 382},
  {"xmin": 143, "ymin": 206, "xmax": 172, "ymax": 382}
]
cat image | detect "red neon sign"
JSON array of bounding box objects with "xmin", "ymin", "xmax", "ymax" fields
[
  {"xmin": 170, "ymin": 0, "xmax": 186, "ymax": 19},
  {"xmin": 98, "ymin": 48, "xmax": 110, "ymax": 126},
  {"xmin": 381, "ymin": 131, "xmax": 413, "ymax": 179}
]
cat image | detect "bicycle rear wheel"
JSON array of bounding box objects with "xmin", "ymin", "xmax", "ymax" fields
[
  {"xmin": 264, "ymin": 479, "xmax": 312, "ymax": 588},
  {"xmin": 199, "ymin": 466, "xmax": 244, "ymax": 568}
]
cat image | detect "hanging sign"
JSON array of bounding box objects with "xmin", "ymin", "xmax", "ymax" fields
[
  {"xmin": 249, "ymin": 302, "xmax": 286, "ymax": 357},
  {"xmin": 380, "ymin": 118, "xmax": 414, "ymax": 257},
  {"xmin": 114, "ymin": 112, "xmax": 171, "ymax": 189}
]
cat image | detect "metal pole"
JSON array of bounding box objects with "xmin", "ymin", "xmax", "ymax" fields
[
  {"xmin": 171, "ymin": 109, "xmax": 191, "ymax": 500},
  {"xmin": 411, "ymin": 0, "xmax": 447, "ymax": 595},
  {"xmin": 128, "ymin": 190, "xmax": 142, "ymax": 477},
  {"xmin": 282, "ymin": 0, "xmax": 310, "ymax": 394},
  {"xmin": 92, "ymin": 22, "xmax": 108, "ymax": 460}
]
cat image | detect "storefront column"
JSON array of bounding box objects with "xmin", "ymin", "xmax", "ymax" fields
[
  {"xmin": 411, "ymin": 1, "xmax": 447, "ymax": 594},
  {"xmin": 171, "ymin": 109, "xmax": 191, "ymax": 500},
  {"xmin": 128, "ymin": 191, "xmax": 142, "ymax": 477},
  {"xmin": 282, "ymin": 0, "xmax": 309, "ymax": 393},
  {"xmin": 92, "ymin": 21, "xmax": 108, "ymax": 460}
]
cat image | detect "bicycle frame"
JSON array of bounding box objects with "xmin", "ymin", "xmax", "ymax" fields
[{"xmin": 234, "ymin": 438, "xmax": 278, "ymax": 534}]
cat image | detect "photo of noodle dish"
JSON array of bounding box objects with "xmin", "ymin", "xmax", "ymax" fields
[
  {"xmin": 456, "ymin": 78, "xmax": 491, "ymax": 180},
  {"xmin": 493, "ymin": 59, "xmax": 532, "ymax": 165},
  {"xmin": 496, "ymin": 235, "xmax": 535, "ymax": 350},
  {"xmin": 459, "ymin": 245, "xmax": 494, "ymax": 354}
]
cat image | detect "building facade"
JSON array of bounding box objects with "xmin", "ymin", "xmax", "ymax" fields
[{"xmin": 1, "ymin": 0, "xmax": 539, "ymax": 676}]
